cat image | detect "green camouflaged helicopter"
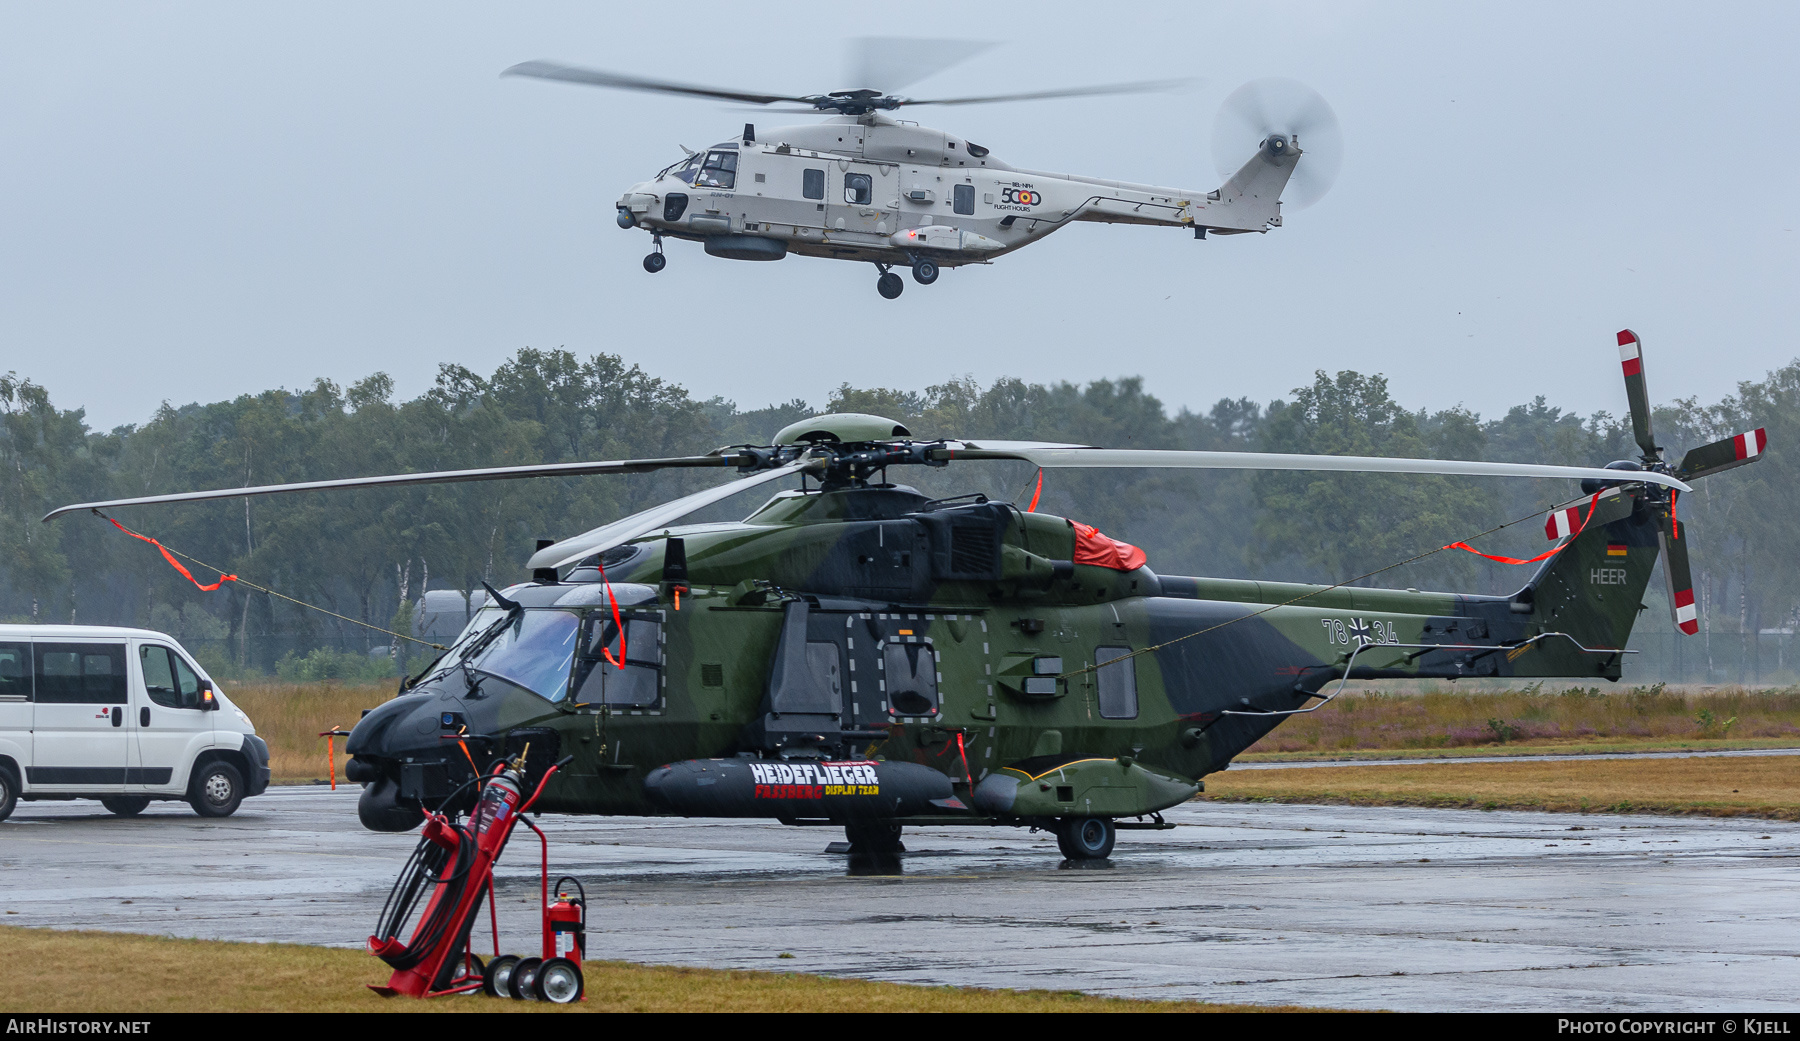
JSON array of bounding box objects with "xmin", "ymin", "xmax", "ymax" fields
[{"xmin": 47, "ymin": 332, "xmax": 1764, "ymax": 859}]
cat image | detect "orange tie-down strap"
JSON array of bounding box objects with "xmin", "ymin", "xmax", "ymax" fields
[
  {"xmin": 1446, "ymin": 492, "xmax": 1602, "ymax": 565},
  {"xmin": 106, "ymin": 516, "xmax": 238, "ymax": 591}
]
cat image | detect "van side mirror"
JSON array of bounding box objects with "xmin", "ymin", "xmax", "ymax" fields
[{"xmin": 200, "ymin": 684, "xmax": 220, "ymax": 711}]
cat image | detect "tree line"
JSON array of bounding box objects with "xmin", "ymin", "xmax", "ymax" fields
[{"xmin": 2, "ymin": 348, "xmax": 1794, "ymax": 682}]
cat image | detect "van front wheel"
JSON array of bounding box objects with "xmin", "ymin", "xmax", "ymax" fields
[
  {"xmin": 0, "ymin": 770, "xmax": 15, "ymax": 822},
  {"xmin": 189, "ymin": 762, "xmax": 244, "ymax": 818}
]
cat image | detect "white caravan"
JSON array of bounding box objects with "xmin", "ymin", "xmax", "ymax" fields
[{"xmin": 0, "ymin": 625, "xmax": 270, "ymax": 820}]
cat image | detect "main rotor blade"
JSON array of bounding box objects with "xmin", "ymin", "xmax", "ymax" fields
[
  {"xmin": 1617, "ymin": 329, "xmax": 1659, "ymax": 460},
  {"xmin": 1659, "ymin": 498, "xmax": 1699, "ymax": 635},
  {"xmin": 1675, "ymin": 428, "xmax": 1768, "ymax": 481},
  {"xmin": 41, "ymin": 455, "xmax": 733, "ymax": 522},
  {"xmin": 529, "ymin": 458, "xmax": 814, "ymax": 572},
  {"xmin": 502, "ymin": 60, "xmax": 813, "ymax": 107},
  {"xmin": 900, "ymin": 78, "xmax": 1191, "ymax": 107},
  {"xmin": 846, "ymin": 37, "xmax": 994, "ymax": 94},
  {"xmin": 944, "ymin": 446, "xmax": 1693, "ymax": 492}
]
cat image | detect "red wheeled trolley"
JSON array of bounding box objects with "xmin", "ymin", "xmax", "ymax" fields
[{"xmin": 367, "ymin": 752, "xmax": 588, "ymax": 1003}]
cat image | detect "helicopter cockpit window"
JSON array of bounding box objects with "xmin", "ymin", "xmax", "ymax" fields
[
  {"xmin": 802, "ymin": 168, "xmax": 825, "ymax": 200},
  {"xmin": 575, "ymin": 616, "xmax": 663, "ymax": 708},
  {"xmin": 695, "ymin": 151, "xmax": 737, "ymax": 189},
  {"xmin": 661, "ymin": 153, "xmax": 703, "ymax": 185},
  {"xmin": 844, "ymin": 173, "xmax": 872, "ymax": 205},
  {"xmin": 463, "ymin": 609, "xmax": 580, "ymax": 703},
  {"xmin": 953, "ymin": 183, "xmax": 975, "ymax": 215}
]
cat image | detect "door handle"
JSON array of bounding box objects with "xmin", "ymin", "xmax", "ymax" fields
[
  {"xmin": 140, "ymin": 707, "xmax": 150, "ymax": 727},
  {"xmin": 111, "ymin": 706, "xmax": 122, "ymax": 728}
]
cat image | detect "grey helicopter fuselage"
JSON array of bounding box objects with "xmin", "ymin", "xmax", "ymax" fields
[{"xmin": 616, "ymin": 111, "xmax": 1301, "ymax": 274}]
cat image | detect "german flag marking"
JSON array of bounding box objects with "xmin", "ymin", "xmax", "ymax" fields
[{"xmin": 1607, "ymin": 544, "xmax": 1628, "ymax": 557}]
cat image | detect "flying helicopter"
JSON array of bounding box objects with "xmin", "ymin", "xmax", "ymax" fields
[
  {"xmin": 46, "ymin": 332, "xmax": 1764, "ymax": 861},
  {"xmin": 500, "ymin": 39, "xmax": 1343, "ymax": 298}
]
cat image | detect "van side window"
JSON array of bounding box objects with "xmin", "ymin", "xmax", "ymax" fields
[
  {"xmin": 140, "ymin": 645, "xmax": 201, "ymax": 709},
  {"xmin": 953, "ymin": 183, "xmax": 975, "ymax": 215},
  {"xmin": 0, "ymin": 643, "xmax": 28, "ymax": 700},
  {"xmin": 35, "ymin": 643, "xmax": 127, "ymax": 704},
  {"xmin": 844, "ymin": 172, "xmax": 872, "ymax": 205},
  {"xmin": 1095, "ymin": 646, "xmax": 1138, "ymax": 719},
  {"xmin": 803, "ymin": 168, "xmax": 825, "ymax": 199}
]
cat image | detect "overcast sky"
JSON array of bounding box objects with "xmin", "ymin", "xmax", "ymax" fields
[{"xmin": 3, "ymin": 1, "xmax": 1797, "ymax": 434}]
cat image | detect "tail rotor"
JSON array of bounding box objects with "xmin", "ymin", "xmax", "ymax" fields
[{"xmin": 1607, "ymin": 329, "xmax": 1765, "ymax": 636}]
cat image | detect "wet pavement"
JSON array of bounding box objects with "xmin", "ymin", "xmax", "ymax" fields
[{"xmin": 2, "ymin": 786, "xmax": 1796, "ymax": 1011}]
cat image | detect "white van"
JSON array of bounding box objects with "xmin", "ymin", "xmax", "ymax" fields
[{"xmin": 0, "ymin": 625, "xmax": 270, "ymax": 821}]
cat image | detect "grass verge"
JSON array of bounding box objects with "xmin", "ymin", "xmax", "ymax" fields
[
  {"xmin": 0, "ymin": 927, "xmax": 1310, "ymax": 1013},
  {"xmin": 1203, "ymin": 753, "xmax": 1800, "ymax": 820}
]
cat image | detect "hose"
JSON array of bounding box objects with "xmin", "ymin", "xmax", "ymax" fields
[{"xmin": 371, "ymin": 821, "xmax": 477, "ymax": 970}]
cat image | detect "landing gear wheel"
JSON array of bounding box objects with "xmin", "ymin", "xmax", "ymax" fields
[
  {"xmin": 534, "ymin": 957, "xmax": 584, "ymax": 1003},
  {"xmin": 0, "ymin": 769, "xmax": 15, "ymax": 823},
  {"xmin": 877, "ymin": 272, "xmax": 904, "ymax": 299},
  {"xmin": 482, "ymin": 954, "xmax": 520, "ymax": 998},
  {"xmin": 101, "ymin": 796, "xmax": 150, "ymax": 817},
  {"xmin": 188, "ymin": 762, "xmax": 243, "ymax": 818},
  {"xmin": 911, "ymin": 259, "xmax": 939, "ymax": 285},
  {"xmin": 509, "ymin": 957, "xmax": 544, "ymax": 1000},
  {"xmin": 643, "ymin": 252, "xmax": 667, "ymax": 273},
  {"xmin": 1056, "ymin": 817, "xmax": 1116, "ymax": 860},
  {"xmin": 844, "ymin": 820, "xmax": 905, "ymax": 855}
]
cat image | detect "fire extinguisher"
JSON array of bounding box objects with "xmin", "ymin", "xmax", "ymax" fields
[{"xmin": 548, "ymin": 876, "xmax": 586, "ymax": 962}]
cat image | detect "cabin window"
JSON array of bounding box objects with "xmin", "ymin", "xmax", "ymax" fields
[
  {"xmin": 884, "ymin": 642, "xmax": 938, "ymax": 717},
  {"xmin": 844, "ymin": 172, "xmax": 872, "ymax": 205},
  {"xmin": 576, "ymin": 616, "xmax": 663, "ymax": 708},
  {"xmin": 34, "ymin": 643, "xmax": 127, "ymax": 704},
  {"xmin": 0, "ymin": 643, "xmax": 28, "ymax": 700},
  {"xmin": 1095, "ymin": 646, "xmax": 1138, "ymax": 719},
  {"xmin": 803, "ymin": 168, "xmax": 825, "ymax": 199},
  {"xmin": 139, "ymin": 645, "xmax": 201, "ymax": 709},
  {"xmin": 953, "ymin": 184, "xmax": 975, "ymax": 215},
  {"xmin": 695, "ymin": 150, "xmax": 737, "ymax": 189}
]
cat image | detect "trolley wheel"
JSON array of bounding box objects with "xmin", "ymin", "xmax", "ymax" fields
[
  {"xmin": 535, "ymin": 957, "xmax": 584, "ymax": 1004},
  {"xmin": 510, "ymin": 957, "xmax": 544, "ymax": 1000},
  {"xmin": 101, "ymin": 796, "xmax": 150, "ymax": 817},
  {"xmin": 188, "ymin": 762, "xmax": 244, "ymax": 818},
  {"xmin": 482, "ymin": 954, "xmax": 520, "ymax": 998}
]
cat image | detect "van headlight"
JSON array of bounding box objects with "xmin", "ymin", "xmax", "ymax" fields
[{"xmin": 235, "ymin": 709, "xmax": 253, "ymax": 729}]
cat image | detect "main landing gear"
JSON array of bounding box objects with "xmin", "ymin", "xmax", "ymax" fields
[
  {"xmin": 1055, "ymin": 817, "xmax": 1116, "ymax": 860},
  {"xmin": 643, "ymin": 235, "xmax": 666, "ymax": 273},
  {"xmin": 875, "ymin": 264, "xmax": 903, "ymax": 299},
  {"xmin": 875, "ymin": 257, "xmax": 942, "ymax": 297}
]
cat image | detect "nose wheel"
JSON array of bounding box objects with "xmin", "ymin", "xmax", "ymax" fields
[
  {"xmin": 643, "ymin": 235, "xmax": 666, "ymax": 273},
  {"xmin": 911, "ymin": 258, "xmax": 939, "ymax": 285}
]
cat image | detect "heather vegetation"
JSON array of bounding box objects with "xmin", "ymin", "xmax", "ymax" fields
[
  {"xmin": 3, "ymin": 350, "xmax": 1798, "ymax": 682},
  {"xmin": 1244, "ymin": 684, "xmax": 1800, "ymax": 756}
]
